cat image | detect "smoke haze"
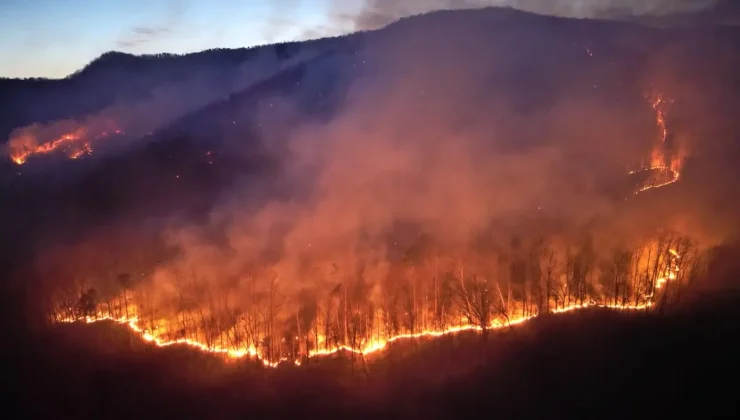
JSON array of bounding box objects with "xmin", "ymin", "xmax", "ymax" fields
[
  {"xmin": 71, "ymin": 12, "xmax": 736, "ymax": 321},
  {"xmin": 340, "ymin": 0, "xmax": 723, "ymax": 30},
  {"xmin": 2, "ymin": 47, "xmax": 319, "ymax": 164}
]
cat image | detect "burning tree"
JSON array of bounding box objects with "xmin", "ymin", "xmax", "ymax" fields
[{"xmin": 48, "ymin": 228, "xmax": 707, "ymax": 365}]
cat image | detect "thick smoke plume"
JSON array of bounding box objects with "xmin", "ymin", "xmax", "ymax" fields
[{"xmin": 153, "ymin": 21, "xmax": 701, "ymax": 287}]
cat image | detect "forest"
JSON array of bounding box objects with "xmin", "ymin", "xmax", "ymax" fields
[{"xmin": 48, "ymin": 224, "xmax": 702, "ymax": 365}]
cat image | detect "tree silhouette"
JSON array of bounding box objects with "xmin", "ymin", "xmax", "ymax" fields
[{"xmin": 78, "ymin": 288, "xmax": 98, "ymax": 318}]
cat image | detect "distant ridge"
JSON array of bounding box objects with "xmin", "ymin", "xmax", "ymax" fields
[{"xmin": 1, "ymin": 5, "xmax": 738, "ymax": 145}]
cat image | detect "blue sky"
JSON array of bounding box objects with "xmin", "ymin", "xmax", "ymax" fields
[{"xmin": 0, "ymin": 0, "xmax": 362, "ymax": 79}]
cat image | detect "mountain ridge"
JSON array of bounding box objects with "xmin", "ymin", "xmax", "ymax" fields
[
  {"xmin": 3, "ymin": 6, "xmax": 740, "ymax": 143},
  {"xmin": 4, "ymin": 4, "xmax": 735, "ymax": 84}
]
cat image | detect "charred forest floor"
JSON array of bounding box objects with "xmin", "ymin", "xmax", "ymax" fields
[{"xmin": 4, "ymin": 292, "xmax": 740, "ymax": 419}]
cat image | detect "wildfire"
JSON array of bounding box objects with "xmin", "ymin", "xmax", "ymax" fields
[
  {"xmin": 651, "ymin": 94, "xmax": 669, "ymax": 145},
  {"xmin": 8, "ymin": 127, "xmax": 124, "ymax": 165},
  {"xmin": 11, "ymin": 130, "xmax": 83, "ymax": 165},
  {"xmin": 69, "ymin": 142, "xmax": 93, "ymax": 160},
  {"xmin": 630, "ymin": 91, "xmax": 683, "ymax": 194},
  {"xmin": 62, "ymin": 314, "xmax": 285, "ymax": 368},
  {"xmin": 44, "ymin": 89, "xmax": 689, "ymax": 367},
  {"xmin": 58, "ymin": 249, "xmax": 682, "ymax": 367}
]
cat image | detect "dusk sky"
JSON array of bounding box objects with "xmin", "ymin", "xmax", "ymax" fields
[{"xmin": 0, "ymin": 0, "xmax": 362, "ymax": 79}]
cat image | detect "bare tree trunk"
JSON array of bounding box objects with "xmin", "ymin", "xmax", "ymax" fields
[
  {"xmin": 295, "ymin": 309, "xmax": 302, "ymax": 361},
  {"xmin": 412, "ymin": 271, "xmax": 417, "ymax": 334},
  {"xmin": 434, "ymin": 256, "xmax": 439, "ymax": 328},
  {"xmin": 324, "ymin": 299, "xmax": 331, "ymax": 351},
  {"xmin": 123, "ymin": 289, "xmax": 129, "ymax": 319},
  {"xmin": 343, "ymin": 282, "xmax": 348, "ymax": 346},
  {"xmin": 507, "ymin": 283, "xmax": 512, "ymax": 316},
  {"xmin": 457, "ymin": 264, "xmax": 472, "ymax": 322},
  {"xmin": 268, "ymin": 279, "xmax": 275, "ymax": 362}
]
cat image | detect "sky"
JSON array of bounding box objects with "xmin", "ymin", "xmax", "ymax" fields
[{"xmin": 0, "ymin": 0, "xmax": 361, "ymax": 79}]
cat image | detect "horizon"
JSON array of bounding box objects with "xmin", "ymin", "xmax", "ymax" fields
[
  {"xmin": 1, "ymin": 0, "xmax": 737, "ymax": 80},
  {"xmin": 0, "ymin": 0, "xmax": 361, "ymax": 80}
]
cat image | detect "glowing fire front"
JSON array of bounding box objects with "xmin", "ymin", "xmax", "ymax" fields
[
  {"xmin": 629, "ymin": 91, "xmax": 684, "ymax": 194},
  {"xmin": 60, "ymin": 300, "xmax": 657, "ymax": 367},
  {"xmin": 8, "ymin": 126, "xmax": 124, "ymax": 165},
  {"xmin": 55, "ymin": 242, "xmax": 691, "ymax": 367}
]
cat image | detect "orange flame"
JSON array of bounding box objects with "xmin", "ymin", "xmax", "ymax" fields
[
  {"xmin": 630, "ymin": 91, "xmax": 683, "ymax": 194},
  {"xmin": 58, "ymin": 250, "xmax": 681, "ymax": 366},
  {"xmin": 10, "ymin": 130, "xmax": 84, "ymax": 165},
  {"xmin": 8, "ymin": 125, "xmax": 124, "ymax": 165}
]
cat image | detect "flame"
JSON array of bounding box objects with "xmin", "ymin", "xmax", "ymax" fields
[
  {"xmin": 649, "ymin": 248, "xmax": 680, "ymax": 296},
  {"xmin": 58, "ymin": 300, "xmax": 666, "ymax": 365},
  {"xmin": 651, "ymin": 94, "xmax": 669, "ymax": 147},
  {"xmin": 8, "ymin": 125, "xmax": 124, "ymax": 165},
  {"xmin": 630, "ymin": 91, "xmax": 683, "ymax": 194},
  {"xmin": 10, "ymin": 130, "xmax": 84, "ymax": 165},
  {"xmin": 58, "ymin": 249, "xmax": 682, "ymax": 366},
  {"xmin": 69, "ymin": 142, "xmax": 93, "ymax": 160}
]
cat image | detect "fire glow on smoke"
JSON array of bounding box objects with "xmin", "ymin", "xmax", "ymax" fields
[{"xmin": 44, "ymin": 86, "xmax": 697, "ymax": 367}]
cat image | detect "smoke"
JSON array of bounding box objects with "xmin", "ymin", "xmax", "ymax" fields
[
  {"xmin": 142, "ymin": 17, "xmax": 693, "ymax": 299},
  {"xmin": 4, "ymin": 47, "xmax": 318, "ymax": 165},
  {"xmin": 337, "ymin": 0, "xmax": 721, "ymax": 30}
]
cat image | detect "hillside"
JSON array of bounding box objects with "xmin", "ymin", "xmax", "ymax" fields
[
  {"xmin": 0, "ymin": 38, "xmax": 341, "ymax": 142},
  {"xmin": 3, "ymin": 7, "xmax": 739, "ymax": 248},
  {"xmin": 3, "ymin": 4, "xmax": 740, "ymax": 320},
  {"xmin": 3, "ymin": 7, "xmax": 740, "ymax": 418}
]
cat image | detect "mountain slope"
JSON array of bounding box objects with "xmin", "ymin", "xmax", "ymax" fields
[
  {"xmin": 0, "ymin": 38, "xmax": 334, "ymax": 142},
  {"xmin": 4, "ymin": 7, "xmax": 740, "ymax": 233},
  {"xmin": 3, "ymin": 6, "xmax": 740, "ymax": 313}
]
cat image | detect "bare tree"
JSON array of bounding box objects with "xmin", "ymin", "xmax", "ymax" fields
[
  {"xmin": 611, "ymin": 248, "xmax": 631, "ymax": 306},
  {"xmin": 117, "ymin": 273, "xmax": 132, "ymax": 319},
  {"xmin": 455, "ymin": 264, "xmax": 497, "ymax": 340},
  {"xmin": 540, "ymin": 245, "xmax": 560, "ymax": 314},
  {"xmin": 77, "ymin": 288, "xmax": 98, "ymax": 318}
]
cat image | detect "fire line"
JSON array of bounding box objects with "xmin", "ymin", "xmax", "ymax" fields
[{"xmin": 58, "ymin": 249, "xmax": 681, "ymax": 367}]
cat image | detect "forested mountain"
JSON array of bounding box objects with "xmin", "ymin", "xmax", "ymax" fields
[
  {"xmin": 3, "ymin": 7, "xmax": 740, "ymax": 419},
  {"xmin": 0, "ymin": 37, "xmax": 341, "ymax": 141}
]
